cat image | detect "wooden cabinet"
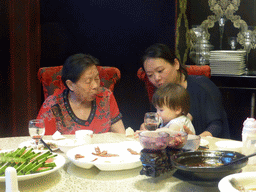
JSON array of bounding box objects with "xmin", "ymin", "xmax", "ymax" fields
[{"xmin": 211, "ymin": 75, "xmax": 256, "ymax": 140}]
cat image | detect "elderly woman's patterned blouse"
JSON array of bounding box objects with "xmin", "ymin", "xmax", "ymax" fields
[{"xmin": 37, "ymin": 87, "xmax": 122, "ymax": 135}]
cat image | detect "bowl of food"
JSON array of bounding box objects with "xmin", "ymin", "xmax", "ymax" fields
[
  {"xmin": 171, "ymin": 150, "xmax": 248, "ymax": 181},
  {"xmin": 57, "ymin": 139, "xmax": 87, "ymax": 153},
  {"xmin": 138, "ymin": 131, "xmax": 170, "ymax": 150},
  {"xmin": 182, "ymin": 135, "xmax": 201, "ymax": 151},
  {"xmin": 168, "ymin": 131, "xmax": 188, "ymax": 149}
]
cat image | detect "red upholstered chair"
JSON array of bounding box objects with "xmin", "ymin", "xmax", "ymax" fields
[
  {"xmin": 38, "ymin": 65, "xmax": 121, "ymax": 100},
  {"xmin": 185, "ymin": 65, "xmax": 211, "ymax": 78},
  {"xmin": 137, "ymin": 65, "xmax": 211, "ymax": 102}
]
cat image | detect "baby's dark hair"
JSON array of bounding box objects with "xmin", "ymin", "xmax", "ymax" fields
[{"xmin": 152, "ymin": 83, "xmax": 190, "ymax": 115}]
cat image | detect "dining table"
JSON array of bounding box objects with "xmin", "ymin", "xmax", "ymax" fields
[{"xmin": 0, "ymin": 132, "xmax": 256, "ymax": 192}]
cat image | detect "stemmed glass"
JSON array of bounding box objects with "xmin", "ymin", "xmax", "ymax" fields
[
  {"xmin": 144, "ymin": 112, "xmax": 160, "ymax": 131},
  {"xmin": 242, "ymin": 29, "xmax": 253, "ymax": 74},
  {"xmin": 228, "ymin": 37, "xmax": 237, "ymax": 50},
  {"xmin": 28, "ymin": 119, "xmax": 45, "ymax": 149},
  {"xmin": 219, "ymin": 17, "xmax": 226, "ymax": 50}
]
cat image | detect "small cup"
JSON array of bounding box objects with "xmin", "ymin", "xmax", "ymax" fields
[
  {"xmin": 75, "ymin": 130, "xmax": 93, "ymax": 144},
  {"xmin": 144, "ymin": 112, "xmax": 160, "ymax": 131}
]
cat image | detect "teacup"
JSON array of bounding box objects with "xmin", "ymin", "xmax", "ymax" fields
[{"xmin": 75, "ymin": 130, "xmax": 93, "ymax": 144}]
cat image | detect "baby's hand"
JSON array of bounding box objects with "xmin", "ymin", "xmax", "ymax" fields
[
  {"xmin": 140, "ymin": 123, "xmax": 147, "ymax": 131},
  {"xmin": 183, "ymin": 125, "xmax": 195, "ymax": 135},
  {"xmin": 187, "ymin": 113, "xmax": 193, "ymax": 121}
]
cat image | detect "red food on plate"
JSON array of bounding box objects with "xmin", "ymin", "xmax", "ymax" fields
[{"xmin": 75, "ymin": 154, "xmax": 85, "ymax": 160}]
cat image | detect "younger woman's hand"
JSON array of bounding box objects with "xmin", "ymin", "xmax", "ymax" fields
[
  {"xmin": 134, "ymin": 130, "xmax": 142, "ymax": 138},
  {"xmin": 199, "ymin": 131, "xmax": 212, "ymax": 137}
]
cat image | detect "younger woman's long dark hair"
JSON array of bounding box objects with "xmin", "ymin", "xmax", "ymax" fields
[{"xmin": 142, "ymin": 43, "xmax": 188, "ymax": 80}]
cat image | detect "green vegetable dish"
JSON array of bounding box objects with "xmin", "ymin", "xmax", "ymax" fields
[{"xmin": 0, "ymin": 146, "xmax": 57, "ymax": 176}]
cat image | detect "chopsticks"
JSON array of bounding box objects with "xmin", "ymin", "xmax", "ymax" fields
[
  {"xmin": 251, "ymin": 93, "xmax": 255, "ymax": 118},
  {"xmin": 40, "ymin": 138, "xmax": 53, "ymax": 152},
  {"xmin": 229, "ymin": 178, "xmax": 246, "ymax": 192},
  {"xmin": 199, "ymin": 145, "xmax": 209, "ymax": 149}
]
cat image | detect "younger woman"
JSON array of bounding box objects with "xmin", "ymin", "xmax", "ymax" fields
[{"xmin": 141, "ymin": 43, "xmax": 230, "ymax": 138}]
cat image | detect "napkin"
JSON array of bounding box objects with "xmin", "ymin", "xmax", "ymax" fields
[
  {"xmin": 5, "ymin": 167, "xmax": 19, "ymax": 192},
  {"xmin": 125, "ymin": 127, "xmax": 134, "ymax": 137},
  {"xmin": 52, "ymin": 131, "xmax": 65, "ymax": 140}
]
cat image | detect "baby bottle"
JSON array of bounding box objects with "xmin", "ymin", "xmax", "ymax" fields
[{"xmin": 242, "ymin": 118, "xmax": 256, "ymax": 164}]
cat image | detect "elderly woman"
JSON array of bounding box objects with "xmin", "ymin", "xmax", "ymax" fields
[
  {"xmin": 141, "ymin": 43, "xmax": 230, "ymax": 138},
  {"xmin": 37, "ymin": 53, "xmax": 125, "ymax": 135}
]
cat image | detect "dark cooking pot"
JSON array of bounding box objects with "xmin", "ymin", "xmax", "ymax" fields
[{"xmin": 171, "ymin": 150, "xmax": 248, "ymax": 181}]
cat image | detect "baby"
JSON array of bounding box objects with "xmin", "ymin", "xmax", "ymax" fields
[{"xmin": 152, "ymin": 83, "xmax": 195, "ymax": 134}]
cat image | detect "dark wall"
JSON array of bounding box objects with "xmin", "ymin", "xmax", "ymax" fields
[
  {"xmin": 40, "ymin": 0, "xmax": 176, "ymax": 130},
  {"xmin": 0, "ymin": 0, "xmax": 11, "ymax": 137}
]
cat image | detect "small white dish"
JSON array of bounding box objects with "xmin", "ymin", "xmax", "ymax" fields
[
  {"xmin": 215, "ymin": 140, "xmax": 243, "ymax": 153},
  {"xmin": 57, "ymin": 139, "xmax": 87, "ymax": 153},
  {"xmin": 183, "ymin": 135, "xmax": 201, "ymax": 151},
  {"xmin": 75, "ymin": 130, "xmax": 93, "ymax": 144},
  {"xmin": 200, "ymin": 139, "xmax": 209, "ymax": 147},
  {"xmin": 66, "ymin": 141, "xmax": 142, "ymax": 171},
  {"xmin": 218, "ymin": 172, "xmax": 256, "ymax": 192}
]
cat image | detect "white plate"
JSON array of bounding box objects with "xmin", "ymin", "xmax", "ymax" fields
[
  {"xmin": 210, "ymin": 67, "xmax": 245, "ymax": 71},
  {"xmin": 211, "ymin": 72, "xmax": 245, "ymax": 75},
  {"xmin": 66, "ymin": 141, "xmax": 142, "ymax": 171},
  {"xmin": 210, "ymin": 50, "xmax": 246, "ymax": 54},
  {"xmin": 210, "ymin": 66, "xmax": 245, "ymax": 69},
  {"xmin": 211, "ymin": 69, "xmax": 245, "ymax": 71},
  {"xmin": 210, "ymin": 56, "xmax": 245, "ymax": 59},
  {"xmin": 19, "ymin": 140, "xmax": 59, "ymax": 151},
  {"xmin": 200, "ymin": 139, "xmax": 209, "ymax": 147},
  {"xmin": 218, "ymin": 172, "xmax": 256, "ymax": 192},
  {"xmin": 210, "ymin": 60, "xmax": 245, "ymax": 63},
  {"xmin": 210, "ymin": 61, "xmax": 245, "ymax": 64},
  {"xmin": 215, "ymin": 140, "xmax": 243, "ymax": 153},
  {"xmin": 0, "ymin": 150, "xmax": 65, "ymax": 182}
]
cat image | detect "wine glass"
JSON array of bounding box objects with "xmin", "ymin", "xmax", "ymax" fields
[
  {"xmin": 242, "ymin": 30, "xmax": 253, "ymax": 74},
  {"xmin": 144, "ymin": 112, "xmax": 160, "ymax": 131},
  {"xmin": 218, "ymin": 17, "xmax": 226, "ymax": 50},
  {"xmin": 228, "ymin": 37, "xmax": 237, "ymax": 50},
  {"xmin": 28, "ymin": 119, "xmax": 45, "ymax": 149}
]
